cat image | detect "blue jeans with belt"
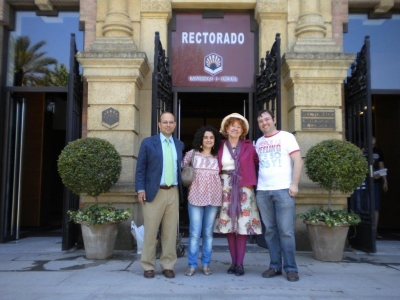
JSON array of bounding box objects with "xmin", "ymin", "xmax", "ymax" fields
[
  {"xmin": 256, "ymin": 189, "xmax": 298, "ymax": 273},
  {"xmin": 187, "ymin": 203, "xmax": 219, "ymax": 268}
]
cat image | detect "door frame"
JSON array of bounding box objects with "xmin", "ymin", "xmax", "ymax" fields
[{"xmin": 0, "ymin": 87, "xmax": 67, "ymax": 243}]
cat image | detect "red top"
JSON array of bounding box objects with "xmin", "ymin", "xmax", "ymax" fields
[{"xmin": 217, "ymin": 140, "xmax": 259, "ymax": 187}]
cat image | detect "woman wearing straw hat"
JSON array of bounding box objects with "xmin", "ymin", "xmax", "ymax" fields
[{"xmin": 214, "ymin": 113, "xmax": 262, "ymax": 276}]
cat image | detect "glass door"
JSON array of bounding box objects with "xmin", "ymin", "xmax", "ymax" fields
[{"xmin": 2, "ymin": 95, "xmax": 26, "ymax": 241}]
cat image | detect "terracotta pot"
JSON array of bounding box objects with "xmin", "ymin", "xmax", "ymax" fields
[
  {"xmin": 80, "ymin": 222, "xmax": 119, "ymax": 259},
  {"xmin": 304, "ymin": 221, "xmax": 349, "ymax": 262}
]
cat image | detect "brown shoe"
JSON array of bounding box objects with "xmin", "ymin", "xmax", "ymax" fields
[
  {"xmin": 202, "ymin": 265, "xmax": 212, "ymax": 275},
  {"xmin": 143, "ymin": 270, "xmax": 154, "ymax": 279},
  {"xmin": 162, "ymin": 269, "xmax": 175, "ymax": 278}
]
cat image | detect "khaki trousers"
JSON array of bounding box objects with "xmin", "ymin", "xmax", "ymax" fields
[{"xmin": 141, "ymin": 186, "xmax": 179, "ymax": 271}]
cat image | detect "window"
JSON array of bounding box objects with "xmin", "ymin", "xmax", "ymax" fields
[
  {"xmin": 6, "ymin": 11, "xmax": 83, "ymax": 87},
  {"xmin": 344, "ymin": 14, "xmax": 400, "ymax": 90}
]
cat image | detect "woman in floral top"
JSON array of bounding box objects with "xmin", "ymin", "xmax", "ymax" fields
[{"xmin": 182, "ymin": 126, "xmax": 222, "ymax": 276}]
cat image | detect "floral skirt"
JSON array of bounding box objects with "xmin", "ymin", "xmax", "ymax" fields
[{"xmin": 214, "ymin": 174, "xmax": 262, "ymax": 235}]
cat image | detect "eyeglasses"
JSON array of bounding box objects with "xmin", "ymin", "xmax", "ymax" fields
[{"xmin": 230, "ymin": 125, "xmax": 242, "ymax": 130}]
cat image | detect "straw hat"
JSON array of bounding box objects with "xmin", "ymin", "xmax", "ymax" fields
[{"xmin": 220, "ymin": 113, "xmax": 249, "ymax": 136}]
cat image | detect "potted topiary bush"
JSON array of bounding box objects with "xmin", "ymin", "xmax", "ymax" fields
[
  {"xmin": 297, "ymin": 139, "xmax": 367, "ymax": 261},
  {"xmin": 58, "ymin": 137, "xmax": 131, "ymax": 259}
]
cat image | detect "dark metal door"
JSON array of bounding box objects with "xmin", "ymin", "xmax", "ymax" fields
[
  {"xmin": 255, "ymin": 33, "xmax": 281, "ymax": 249},
  {"xmin": 151, "ymin": 32, "xmax": 173, "ymax": 135},
  {"xmin": 345, "ymin": 36, "xmax": 376, "ymax": 253},
  {"xmin": 255, "ymin": 33, "xmax": 281, "ymax": 138},
  {"xmin": 62, "ymin": 34, "xmax": 83, "ymax": 250}
]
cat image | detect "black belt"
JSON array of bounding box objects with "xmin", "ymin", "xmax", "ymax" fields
[
  {"xmin": 159, "ymin": 185, "xmax": 176, "ymax": 190},
  {"xmin": 221, "ymin": 170, "xmax": 234, "ymax": 175}
]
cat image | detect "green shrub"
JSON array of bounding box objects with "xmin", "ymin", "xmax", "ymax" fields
[
  {"xmin": 298, "ymin": 139, "xmax": 367, "ymax": 227},
  {"xmin": 58, "ymin": 137, "xmax": 130, "ymax": 225},
  {"xmin": 58, "ymin": 137, "xmax": 122, "ymax": 201},
  {"xmin": 305, "ymin": 139, "xmax": 367, "ymax": 208},
  {"xmin": 297, "ymin": 207, "xmax": 361, "ymax": 227},
  {"xmin": 68, "ymin": 203, "xmax": 131, "ymax": 225}
]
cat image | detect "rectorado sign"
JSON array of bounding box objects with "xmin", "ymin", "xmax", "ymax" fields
[{"xmin": 171, "ymin": 13, "xmax": 255, "ymax": 88}]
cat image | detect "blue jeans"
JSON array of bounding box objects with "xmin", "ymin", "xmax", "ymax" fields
[
  {"xmin": 256, "ymin": 189, "xmax": 298, "ymax": 273},
  {"xmin": 187, "ymin": 203, "xmax": 219, "ymax": 268}
]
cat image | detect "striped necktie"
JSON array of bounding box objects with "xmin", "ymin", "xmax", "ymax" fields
[{"xmin": 164, "ymin": 138, "xmax": 174, "ymax": 186}]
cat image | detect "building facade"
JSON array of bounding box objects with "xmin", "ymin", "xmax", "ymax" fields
[{"xmin": 1, "ymin": 0, "xmax": 399, "ymax": 251}]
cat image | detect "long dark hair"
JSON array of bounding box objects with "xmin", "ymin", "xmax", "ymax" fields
[{"xmin": 192, "ymin": 126, "xmax": 221, "ymax": 156}]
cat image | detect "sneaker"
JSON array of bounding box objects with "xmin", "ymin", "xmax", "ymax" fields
[
  {"xmin": 185, "ymin": 267, "xmax": 196, "ymax": 276},
  {"xmin": 262, "ymin": 268, "xmax": 282, "ymax": 278},
  {"xmin": 202, "ymin": 265, "xmax": 212, "ymax": 275},
  {"xmin": 286, "ymin": 271, "xmax": 299, "ymax": 282},
  {"xmin": 227, "ymin": 263, "xmax": 236, "ymax": 274},
  {"xmin": 235, "ymin": 264, "xmax": 245, "ymax": 276}
]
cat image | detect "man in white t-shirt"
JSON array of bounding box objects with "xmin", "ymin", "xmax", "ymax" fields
[{"xmin": 255, "ymin": 109, "xmax": 303, "ymax": 282}]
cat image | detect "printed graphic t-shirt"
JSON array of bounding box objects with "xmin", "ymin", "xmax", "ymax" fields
[{"xmin": 256, "ymin": 131, "xmax": 300, "ymax": 190}]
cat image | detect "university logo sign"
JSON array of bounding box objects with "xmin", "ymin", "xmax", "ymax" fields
[
  {"xmin": 172, "ymin": 12, "xmax": 254, "ymax": 88},
  {"xmin": 204, "ymin": 53, "xmax": 223, "ymax": 76}
]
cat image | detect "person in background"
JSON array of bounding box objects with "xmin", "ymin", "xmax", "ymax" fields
[
  {"xmin": 135, "ymin": 112, "xmax": 184, "ymax": 279},
  {"xmin": 182, "ymin": 126, "xmax": 222, "ymax": 276},
  {"xmin": 214, "ymin": 113, "xmax": 262, "ymax": 276},
  {"xmin": 372, "ymin": 136, "xmax": 388, "ymax": 239},
  {"xmin": 255, "ymin": 109, "xmax": 303, "ymax": 282}
]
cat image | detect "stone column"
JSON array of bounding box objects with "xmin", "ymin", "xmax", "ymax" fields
[
  {"xmin": 255, "ymin": 0, "xmax": 289, "ymax": 126},
  {"xmin": 76, "ymin": 0, "xmax": 150, "ymax": 249},
  {"xmin": 255, "ymin": 0, "xmax": 288, "ymax": 55},
  {"xmin": 284, "ymin": 0, "xmax": 355, "ymax": 250},
  {"xmin": 102, "ymin": 0, "xmax": 133, "ymax": 38},
  {"xmin": 292, "ymin": 0, "xmax": 340, "ymax": 53},
  {"xmin": 139, "ymin": 0, "xmax": 172, "ymax": 138}
]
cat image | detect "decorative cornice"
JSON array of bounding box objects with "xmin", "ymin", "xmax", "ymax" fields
[
  {"xmin": 283, "ymin": 52, "xmax": 355, "ymax": 61},
  {"xmin": 141, "ymin": 0, "xmax": 172, "ymax": 13},
  {"xmin": 255, "ymin": 0, "xmax": 287, "ymax": 13}
]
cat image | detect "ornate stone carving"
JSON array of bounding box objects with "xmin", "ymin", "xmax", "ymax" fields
[
  {"xmin": 141, "ymin": 0, "xmax": 172, "ymax": 13},
  {"xmin": 255, "ymin": 0, "xmax": 287, "ymax": 12}
]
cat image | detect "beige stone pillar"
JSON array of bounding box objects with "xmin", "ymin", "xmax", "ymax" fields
[
  {"xmin": 76, "ymin": 0, "xmax": 150, "ymax": 249},
  {"xmin": 292, "ymin": 0, "xmax": 340, "ymax": 53},
  {"xmin": 255, "ymin": 0, "xmax": 288, "ymax": 55},
  {"xmin": 255, "ymin": 0, "xmax": 289, "ymax": 127},
  {"xmin": 285, "ymin": 0, "xmax": 355, "ymax": 250},
  {"xmin": 139, "ymin": 0, "xmax": 172, "ymax": 138},
  {"xmin": 103, "ymin": 0, "xmax": 133, "ymax": 38}
]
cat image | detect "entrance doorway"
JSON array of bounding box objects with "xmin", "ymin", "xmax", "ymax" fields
[
  {"xmin": 372, "ymin": 93, "xmax": 400, "ymax": 239},
  {"xmin": 2, "ymin": 92, "xmax": 67, "ymax": 241},
  {"xmin": 177, "ymin": 92, "xmax": 250, "ymax": 233},
  {"xmin": 179, "ymin": 92, "xmax": 249, "ymax": 150}
]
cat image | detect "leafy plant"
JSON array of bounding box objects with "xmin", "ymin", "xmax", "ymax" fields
[
  {"xmin": 304, "ymin": 139, "xmax": 367, "ymax": 208},
  {"xmin": 68, "ymin": 204, "xmax": 131, "ymax": 225},
  {"xmin": 14, "ymin": 36, "xmax": 57, "ymax": 86},
  {"xmin": 298, "ymin": 139, "xmax": 367, "ymax": 227},
  {"xmin": 44, "ymin": 63, "xmax": 69, "ymax": 86},
  {"xmin": 297, "ymin": 207, "xmax": 361, "ymax": 227},
  {"xmin": 58, "ymin": 137, "xmax": 130, "ymax": 224}
]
